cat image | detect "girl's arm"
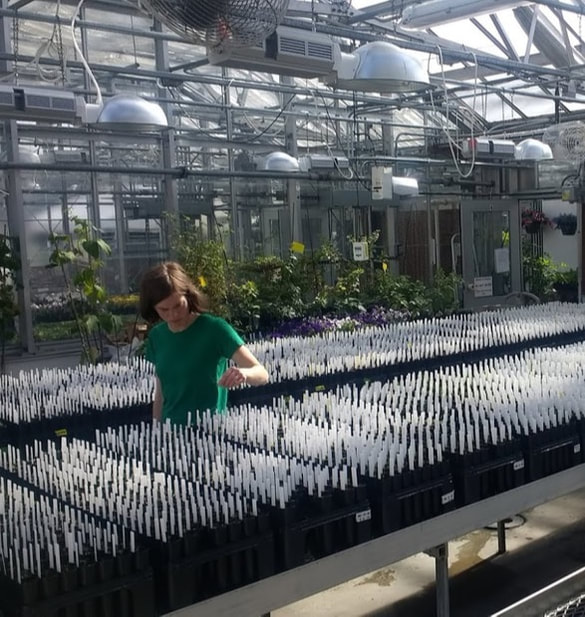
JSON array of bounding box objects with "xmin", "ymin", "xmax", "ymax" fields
[{"xmin": 218, "ymin": 345, "xmax": 269, "ymax": 388}]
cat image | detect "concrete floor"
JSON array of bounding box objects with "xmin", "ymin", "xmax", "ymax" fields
[{"xmin": 273, "ymin": 489, "xmax": 585, "ymax": 617}]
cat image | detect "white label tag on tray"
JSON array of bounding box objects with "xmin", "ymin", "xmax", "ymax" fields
[
  {"xmin": 574, "ymin": 444, "xmax": 581, "ymax": 454},
  {"xmin": 513, "ymin": 460, "xmax": 525, "ymax": 471},
  {"xmin": 356, "ymin": 509, "xmax": 372, "ymax": 523},
  {"xmin": 441, "ymin": 491, "xmax": 455, "ymax": 505}
]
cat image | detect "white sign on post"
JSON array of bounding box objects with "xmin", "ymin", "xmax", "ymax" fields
[
  {"xmin": 352, "ymin": 242, "xmax": 369, "ymax": 262},
  {"xmin": 474, "ymin": 276, "xmax": 493, "ymax": 298}
]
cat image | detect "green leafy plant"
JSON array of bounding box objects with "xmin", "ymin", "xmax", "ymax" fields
[
  {"xmin": 0, "ymin": 229, "xmax": 19, "ymax": 372},
  {"xmin": 107, "ymin": 293, "xmax": 140, "ymax": 315},
  {"xmin": 522, "ymin": 252, "xmax": 557, "ymax": 300},
  {"xmin": 48, "ymin": 217, "xmax": 122, "ymax": 363},
  {"xmin": 553, "ymin": 267, "xmax": 578, "ymax": 302},
  {"xmin": 226, "ymin": 280, "xmax": 261, "ymax": 332},
  {"xmin": 554, "ymin": 267, "xmax": 578, "ymax": 287},
  {"xmin": 235, "ymin": 255, "xmax": 305, "ymax": 328},
  {"xmin": 312, "ymin": 265, "xmax": 365, "ymax": 315},
  {"xmin": 428, "ymin": 268, "xmax": 462, "ymax": 315},
  {"xmin": 170, "ymin": 215, "xmax": 230, "ymax": 316}
]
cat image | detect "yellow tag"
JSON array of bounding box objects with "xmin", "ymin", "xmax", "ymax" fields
[
  {"xmin": 198, "ymin": 276, "xmax": 207, "ymax": 288},
  {"xmin": 55, "ymin": 429, "xmax": 68, "ymax": 437},
  {"xmin": 315, "ymin": 384, "xmax": 325, "ymax": 392},
  {"xmin": 291, "ymin": 241, "xmax": 305, "ymax": 254},
  {"xmin": 382, "ymin": 262, "xmax": 388, "ymax": 272}
]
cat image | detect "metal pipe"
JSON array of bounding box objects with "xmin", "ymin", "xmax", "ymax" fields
[
  {"xmin": 0, "ymin": 7, "xmax": 187, "ymax": 43},
  {"xmin": 0, "ymin": 160, "xmax": 319, "ymax": 178}
]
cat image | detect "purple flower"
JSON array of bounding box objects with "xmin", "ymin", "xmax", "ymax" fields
[{"xmin": 268, "ymin": 306, "xmax": 408, "ymax": 338}]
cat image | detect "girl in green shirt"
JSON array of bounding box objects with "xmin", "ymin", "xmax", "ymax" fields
[{"xmin": 140, "ymin": 262, "xmax": 269, "ymax": 425}]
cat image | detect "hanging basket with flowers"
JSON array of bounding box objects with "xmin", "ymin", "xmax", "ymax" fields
[
  {"xmin": 521, "ymin": 209, "xmax": 551, "ymax": 234},
  {"xmin": 552, "ymin": 213, "xmax": 577, "ymax": 236}
]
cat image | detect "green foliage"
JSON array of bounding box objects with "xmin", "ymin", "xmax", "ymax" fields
[
  {"xmin": 0, "ymin": 229, "xmax": 19, "ymax": 371},
  {"xmin": 226, "ymin": 280, "xmax": 261, "ymax": 332},
  {"xmin": 34, "ymin": 320, "xmax": 78, "ymax": 342},
  {"xmin": 368, "ymin": 270, "xmax": 432, "ymax": 315},
  {"xmin": 48, "ymin": 216, "xmax": 122, "ymax": 363},
  {"xmin": 312, "ymin": 265, "xmax": 365, "ymax": 315},
  {"xmin": 363, "ymin": 267, "xmax": 461, "ymax": 317},
  {"xmin": 428, "ymin": 268, "xmax": 462, "ymax": 315},
  {"xmin": 314, "ymin": 239, "xmax": 342, "ymax": 264},
  {"xmin": 169, "ymin": 218, "xmax": 463, "ymax": 332},
  {"xmin": 521, "ymin": 235, "xmax": 579, "ymax": 301},
  {"xmin": 170, "ymin": 216, "xmax": 229, "ymax": 316},
  {"xmin": 106, "ymin": 294, "xmax": 140, "ymax": 315},
  {"xmin": 235, "ymin": 255, "xmax": 306, "ymax": 326},
  {"xmin": 522, "ymin": 238, "xmax": 559, "ymax": 301},
  {"xmin": 554, "ymin": 268, "xmax": 578, "ymax": 287}
]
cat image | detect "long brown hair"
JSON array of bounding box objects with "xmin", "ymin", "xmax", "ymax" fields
[{"xmin": 139, "ymin": 262, "xmax": 208, "ymax": 323}]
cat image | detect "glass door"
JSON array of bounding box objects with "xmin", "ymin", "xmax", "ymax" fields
[{"xmin": 460, "ymin": 200, "xmax": 522, "ymax": 309}]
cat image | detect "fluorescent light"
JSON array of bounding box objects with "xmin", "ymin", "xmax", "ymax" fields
[
  {"xmin": 392, "ymin": 176, "xmax": 419, "ymax": 196},
  {"xmin": 332, "ymin": 41, "xmax": 429, "ymax": 93},
  {"xmin": 401, "ymin": 0, "xmax": 531, "ymax": 29}
]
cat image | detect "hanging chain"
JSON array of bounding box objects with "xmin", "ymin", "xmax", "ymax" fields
[
  {"xmin": 579, "ymin": 11, "xmax": 583, "ymax": 53},
  {"xmin": 130, "ymin": 15, "xmax": 139, "ymax": 68},
  {"xmin": 12, "ymin": 12, "xmax": 19, "ymax": 84},
  {"xmin": 55, "ymin": 5, "xmax": 66, "ymax": 86}
]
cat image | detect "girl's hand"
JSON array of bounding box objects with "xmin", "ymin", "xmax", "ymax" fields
[{"xmin": 218, "ymin": 366, "xmax": 247, "ymax": 388}]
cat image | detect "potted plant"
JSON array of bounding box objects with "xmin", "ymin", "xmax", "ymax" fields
[
  {"xmin": 553, "ymin": 268, "xmax": 578, "ymax": 302},
  {"xmin": 552, "ymin": 212, "xmax": 577, "ymax": 236},
  {"xmin": 521, "ymin": 208, "xmax": 551, "ymax": 234}
]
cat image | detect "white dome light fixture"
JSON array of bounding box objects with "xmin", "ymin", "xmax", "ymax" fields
[
  {"xmin": 331, "ymin": 41, "xmax": 429, "ymax": 93},
  {"xmin": 95, "ymin": 95, "xmax": 169, "ymax": 131},
  {"xmin": 261, "ymin": 152, "xmax": 300, "ymax": 172},
  {"xmin": 515, "ymin": 138, "xmax": 553, "ymax": 161},
  {"xmin": 72, "ymin": 0, "xmax": 168, "ymax": 132}
]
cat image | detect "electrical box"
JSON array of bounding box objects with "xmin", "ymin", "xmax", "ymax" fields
[
  {"xmin": 462, "ymin": 137, "xmax": 516, "ymax": 160},
  {"xmin": 208, "ymin": 26, "xmax": 336, "ymax": 78},
  {"xmin": 0, "ymin": 85, "xmax": 80, "ymax": 122},
  {"xmin": 371, "ymin": 166, "xmax": 393, "ymax": 200}
]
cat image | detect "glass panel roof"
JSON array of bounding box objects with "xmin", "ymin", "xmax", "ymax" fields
[
  {"xmin": 8, "ymin": 0, "xmax": 585, "ymax": 139},
  {"xmin": 350, "ymin": 0, "xmax": 585, "ymax": 124}
]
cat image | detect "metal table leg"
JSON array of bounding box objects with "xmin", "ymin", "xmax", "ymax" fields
[
  {"xmin": 497, "ymin": 520, "xmax": 507, "ymax": 554},
  {"xmin": 426, "ymin": 543, "xmax": 450, "ymax": 617}
]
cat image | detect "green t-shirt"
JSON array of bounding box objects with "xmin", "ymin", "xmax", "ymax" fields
[{"xmin": 145, "ymin": 313, "xmax": 244, "ymax": 424}]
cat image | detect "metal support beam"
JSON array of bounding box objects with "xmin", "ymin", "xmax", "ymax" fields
[
  {"xmin": 283, "ymin": 76, "xmax": 301, "ymax": 253},
  {"xmin": 0, "ymin": 0, "xmax": 34, "ymax": 354},
  {"xmin": 3, "ymin": 120, "xmax": 35, "ymax": 355},
  {"xmin": 80, "ymin": 4, "xmax": 101, "ymax": 232},
  {"xmin": 7, "ymin": 0, "xmax": 33, "ymax": 9},
  {"xmin": 112, "ymin": 179, "xmax": 128, "ymax": 294},
  {"xmin": 154, "ymin": 19, "xmax": 178, "ymax": 260},
  {"xmin": 223, "ymin": 69, "xmax": 240, "ymax": 259}
]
